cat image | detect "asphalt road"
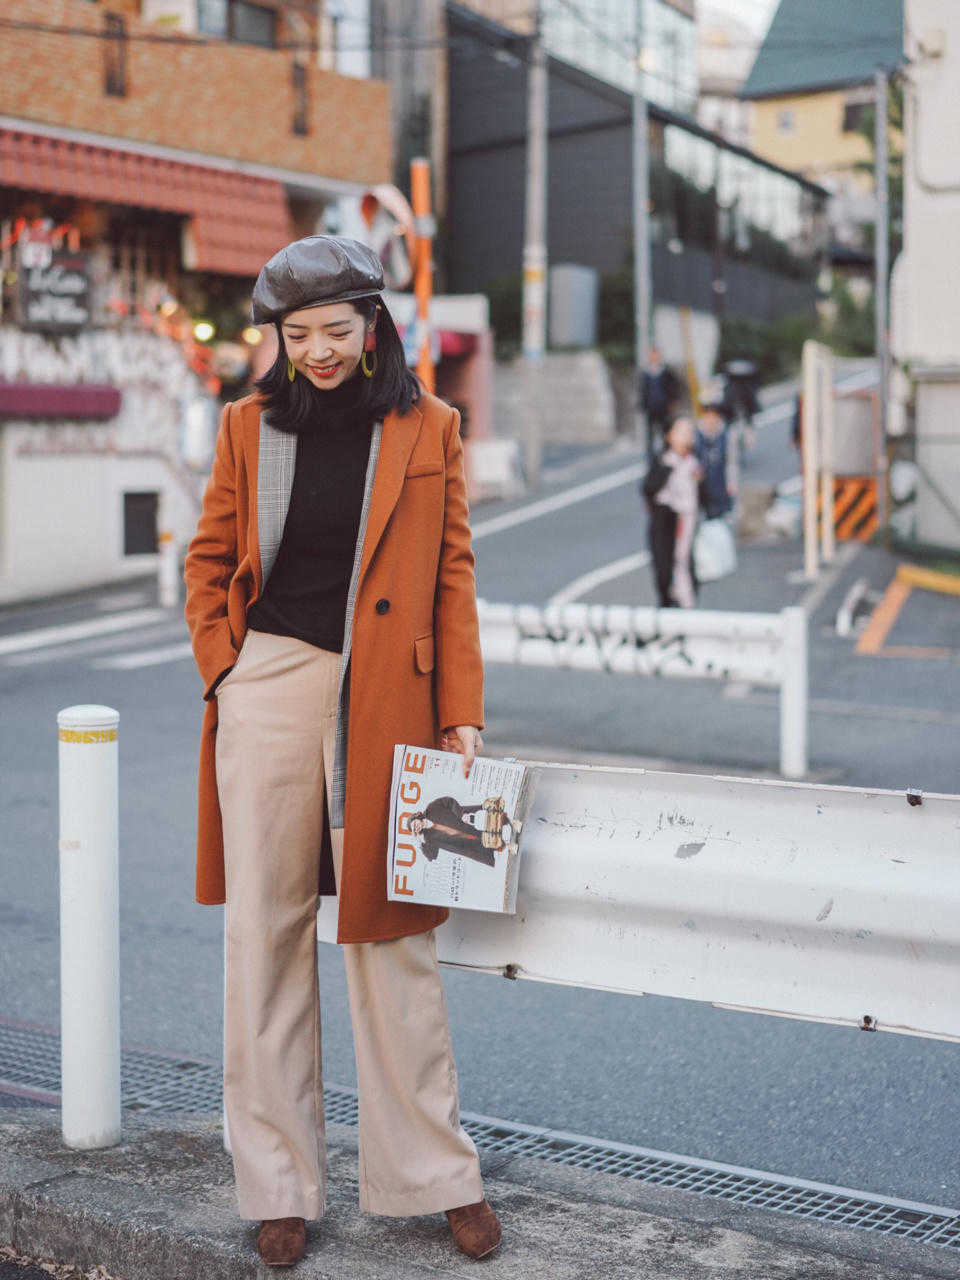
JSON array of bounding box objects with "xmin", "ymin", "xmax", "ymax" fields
[{"xmin": 2, "ymin": 395, "xmax": 959, "ymax": 1212}]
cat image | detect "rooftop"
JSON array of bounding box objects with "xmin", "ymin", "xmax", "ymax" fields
[{"xmin": 740, "ymin": 0, "xmax": 903, "ymax": 100}]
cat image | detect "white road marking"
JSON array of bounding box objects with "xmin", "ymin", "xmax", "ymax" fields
[
  {"xmin": 0, "ymin": 608, "xmax": 168, "ymax": 657},
  {"xmin": 94, "ymin": 589, "xmax": 150, "ymax": 612},
  {"xmin": 94, "ymin": 641, "xmax": 194, "ymax": 670},
  {"xmin": 548, "ymin": 552, "xmax": 651, "ymax": 606},
  {"xmin": 4, "ymin": 620, "xmax": 187, "ymax": 667},
  {"xmin": 797, "ymin": 542, "xmax": 863, "ymax": 616},
  {"xmin": 471, "ymin": 464, "xmax": 645, "ymax": 541}
]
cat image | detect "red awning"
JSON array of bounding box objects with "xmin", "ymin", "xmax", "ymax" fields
[
  {"xmin": 0, "ymin": 382, "xmax": 122, "ymax": 419},
  {"xmin": 0, "ymin": 127, "xmax": 293, "ymax": 276}
]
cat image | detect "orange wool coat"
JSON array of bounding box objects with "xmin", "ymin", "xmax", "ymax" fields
[{"xmin": 183, "ymin": 387, "xmax": 485, "ymax": 943}]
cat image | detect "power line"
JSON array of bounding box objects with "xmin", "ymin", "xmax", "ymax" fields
[{"xmin": 0, "ymin": 14, "xmax": 907, "ymax": 58}]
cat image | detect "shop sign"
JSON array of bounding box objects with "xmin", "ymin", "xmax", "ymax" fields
[{"xmin": 19, "ymin": 250, "xmax": 92, "ymax": 333}]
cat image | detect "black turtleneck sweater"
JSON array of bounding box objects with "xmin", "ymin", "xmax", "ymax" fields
[{"xmin": 246, "ymin": 371, "xmax": 375, "ymax": 654}]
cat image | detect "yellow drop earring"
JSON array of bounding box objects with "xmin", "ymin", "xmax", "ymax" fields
[
  {"xmin": 361, "ymin": 326, "xmax": 378, "ymax": 378},
  {"xmin": 287, "ymin": 357, "xmax": 296, "ymax": 382}
]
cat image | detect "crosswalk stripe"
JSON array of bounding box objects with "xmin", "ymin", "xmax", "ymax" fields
[
  {"xmin": 93, "ymin": 641, "xmax": 194, "ymax": 670},
  {"xmin": 0, "ymin": 608, "xmax": 168, "ymax": 657},
  {"xmin": 3, "ymin": 621, "xmax": 187, "ymax": 667}
]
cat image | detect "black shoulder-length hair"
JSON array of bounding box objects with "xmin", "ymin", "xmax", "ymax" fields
[{"xmin": 253, "ymin": 295, "xmax": 422, "ymax": 434}]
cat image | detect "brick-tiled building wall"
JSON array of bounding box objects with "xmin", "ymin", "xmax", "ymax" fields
[{"xmin": 1, "ymin": 0, "xmax": 391, "ymax": 185}]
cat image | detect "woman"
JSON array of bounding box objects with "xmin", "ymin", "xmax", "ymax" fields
[
  {"xmin": 410, "ymin": 797, "xmax": 520, "ymax": 866},
  {"xmin": 641, "ymin": 416, "xmax": 704, "ymax": 608},
  {"xmin": 184, "ymin": 234, "xmax": 501, "ymax": 1267}
]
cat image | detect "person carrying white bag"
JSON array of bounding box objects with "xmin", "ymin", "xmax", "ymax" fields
[{"xmin": 693, "ymin": 388, "xmax": 739, "ymax": 584}]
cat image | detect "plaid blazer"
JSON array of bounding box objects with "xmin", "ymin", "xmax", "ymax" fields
[{"xmin": 257, "ymin": 411, "xmax": 383, "ymax": 828}]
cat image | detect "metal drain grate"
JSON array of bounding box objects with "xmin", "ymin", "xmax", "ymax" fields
[{"xmin": 1, "ymin": 1016, "xmax": 958, "ymax": 1251}]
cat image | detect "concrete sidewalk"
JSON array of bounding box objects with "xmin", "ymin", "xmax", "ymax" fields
[{"xmin": 2, "ymin": 1106, "xmax": 957, "ymax": 1280}]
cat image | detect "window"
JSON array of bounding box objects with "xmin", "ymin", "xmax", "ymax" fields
[
  {"xmin": 123, "ymin": 492, "xmax": 159, "ymax": 556},
  {"xmin": 842, "ymin": 101, "xmax": 869, "ymax": 133},
  {"xmin": 292, "ymin": 61, "xmax": 309, "ymax": 136},
  {"xmin": 103, "ymin": 12, "xmax": 127, "ymax": 97},
  {"xmin": 231, "ymin": 1, "xmax": 275, "ymax": 47},
  {"xmin": 198, "ymin": 0, "xmax": 277, "ymax": 47},
  {"xmin": 776, "ymin": 108, "xmax": 795, "ymax": 135}
]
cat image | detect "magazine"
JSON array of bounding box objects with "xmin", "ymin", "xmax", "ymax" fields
[{"xmin": 386, "ymin": 745, "xmax": 536, "ymax": 913}]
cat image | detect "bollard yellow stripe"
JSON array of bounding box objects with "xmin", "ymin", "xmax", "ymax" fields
[{"xmin": 58, "ymin": 727, "xmax": 118, "ymax": 744}]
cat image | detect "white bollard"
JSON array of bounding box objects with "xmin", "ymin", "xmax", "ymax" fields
[
  {"xmin": 158, "ymin": 527, "xmax": 178, "ymax": 609},
  {"xmin": 779, "ymin": 607, "xmax": 808, "ymax": 779},
  {"xmin": 801, "ymin": 340, "xmax": 820, "ymax": 582},
  {"xmin": 57, "ymin": 705, "xmax": 122, "ymax": 1149}
]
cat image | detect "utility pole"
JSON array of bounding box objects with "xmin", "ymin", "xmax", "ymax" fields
[
  {"xmin": 410, "ymin": 157, "xmax": 436, "ymax": 394},
  {"xmin": 874, "ymin": 65, "xmax": 890, "ymax": 535},
  {"xmin": 632, "ymin": 0, "xmax": 651, "ymax": 451},
  {"xmin": 521, "ymin": 0, "xmax": 548, "ymax": 487}
]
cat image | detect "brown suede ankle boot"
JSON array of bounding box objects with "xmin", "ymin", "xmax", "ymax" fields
[
  {"xmin": 257, "ymin": 1215, "xmax": 306, "ymax": 1266},
  {"xmin": 445, "ymin": 1198, "xmax": 502, "ymax": 1259}
]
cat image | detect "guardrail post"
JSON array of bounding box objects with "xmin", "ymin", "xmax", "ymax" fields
[
  {"xmin": 57, "ymin": 705, "xmax": 121, "ymax": 1149},
  {"xmin": 779, "ymin": 607, "xmax": 808, "ymax": 778}
]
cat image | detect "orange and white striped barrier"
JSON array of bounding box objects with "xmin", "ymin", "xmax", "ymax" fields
[{"xmin": 818, "ymin": 476, "xmax": 878, "ymax": 543}]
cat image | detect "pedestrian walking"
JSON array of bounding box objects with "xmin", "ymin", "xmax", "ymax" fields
[
  {"xmin": 183, "ymin": 234, "xmax": 500, "ymax": 1268},
  {"xmin": 696, "ymin": 390, "xmax": 735, "ymax": 520},
  {"xmin": 641, "ymin": 416, "xmax": 704, "ymax": 608},
  {"xmin": 638, "ymin": 345, "xmax": 684, "ymax": 456}
]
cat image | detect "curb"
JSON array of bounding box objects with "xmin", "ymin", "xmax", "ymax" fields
[{"xmin": 2, "ymin": 1106, "xmax": 958, "ymax": 1280}]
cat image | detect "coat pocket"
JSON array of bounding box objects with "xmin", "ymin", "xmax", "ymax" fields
[
  {"xmin": 413, "ymin": 632, "xmax": 435, "ymax": 674},
  {"xmin": 405, "ymin": 459, "xmax": 443, "ymax": 477}
]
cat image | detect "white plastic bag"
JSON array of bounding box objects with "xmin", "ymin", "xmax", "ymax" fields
[{"xmin": 693, "ymin": 517, "xmax": 737, "ymax": 583}]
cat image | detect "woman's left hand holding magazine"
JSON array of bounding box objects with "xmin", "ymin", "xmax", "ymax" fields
[{"xmin": 440, "ymin": 725, "xmax": 484, "ymax": 778}]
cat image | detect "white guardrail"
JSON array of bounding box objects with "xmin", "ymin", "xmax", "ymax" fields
[
  {"xmin": 319, "ymin": 761, "xmax": 960, "ymax": 1044},
  {"xmin": 58, "ymin": 707, "xmax": 959, "ymax": 1151},
  {"xmin": 476, "ymin": 600, "xmax": 809, "ymax": 778}
]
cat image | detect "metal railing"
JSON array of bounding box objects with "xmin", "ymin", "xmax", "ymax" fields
[{"xmin": 477, "ymin": 598, "xmax": 808, "ymax": 777}]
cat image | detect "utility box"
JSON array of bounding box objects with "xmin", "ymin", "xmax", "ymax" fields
[
  {"xmin": 833, "ymin": 389, "xmax": 879, "ymax": 475},
  {"xmin": 548, "ymin": 264, "xmax": 598, "ymax": 348}
]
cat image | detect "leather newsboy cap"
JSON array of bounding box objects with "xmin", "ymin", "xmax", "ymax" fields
[{"xmin": 251, "ymin": 234, "xmax": 384, "ymax": 325}]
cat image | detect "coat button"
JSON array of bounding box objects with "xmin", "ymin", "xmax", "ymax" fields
[{"xmin": 375, "ymin": 598, "xmax": 390, "ymax": 614}]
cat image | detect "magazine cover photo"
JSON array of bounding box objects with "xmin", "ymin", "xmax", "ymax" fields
[{"xmin": 387, "ymin": 745, "xmax": 537, "ymax": 912}]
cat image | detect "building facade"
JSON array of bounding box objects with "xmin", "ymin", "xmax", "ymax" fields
[
  {"xmin": 0, "ymin": 0, "xmax": 391, "ymax": 601},
  {"xmin": 445, "ymin": 2, "xmax": 826, "ymax": 343},
  {"xmin": 740, "ymin": 0, "xmax": 903, "ymax": 245}
]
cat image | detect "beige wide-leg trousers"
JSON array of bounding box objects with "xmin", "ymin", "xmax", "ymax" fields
[{"xmin": 214, "ymin": 628, "xmax": 483, "ymax": 1221}]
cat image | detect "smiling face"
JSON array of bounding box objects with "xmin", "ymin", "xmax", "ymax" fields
[{"xmin": 280, "ymin": 300, "xmax": 379, "ymax": 390}]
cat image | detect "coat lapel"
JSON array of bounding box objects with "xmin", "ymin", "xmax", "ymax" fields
[{"xmin": 357, "ymin": 401, "xmax": 423, "ymax": 591}]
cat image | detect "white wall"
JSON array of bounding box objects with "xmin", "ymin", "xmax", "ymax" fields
[
  {"xmin": 0, "ymin": 436, "xmax": 197, "ymax": 604},
  {"xmin": 902, "ymin": 2, "xmax": 960, "ymax": 367},
  {"xmin": 0, "ymin": 326, "xmax": 213, "ymax": 604},
  {"xmin": 900, "ymin": 2, "xmax": 960, "ymax": 548}
]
